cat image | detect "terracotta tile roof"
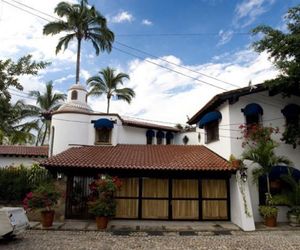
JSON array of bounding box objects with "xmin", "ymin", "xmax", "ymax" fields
[
  {"xmin": 40, "ymin": 145, "xmax": 235, "ymax": 171},
  {"xmin": 0, "ymin": 145, "xmax": 48, "ymax": 157},
  {"xmin": 188, "ymin": 84, "xmax": 266, "ymax": 124}
]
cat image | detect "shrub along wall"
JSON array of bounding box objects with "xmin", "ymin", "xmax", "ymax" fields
[{"xmin": 0, "ymin": 164, "xmax": 52, "ymax": 203}]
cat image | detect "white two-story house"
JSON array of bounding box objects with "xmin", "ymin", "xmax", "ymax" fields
[{"xmin": 188, "ymin": 84, "xmax": 300, "ymax": 228}]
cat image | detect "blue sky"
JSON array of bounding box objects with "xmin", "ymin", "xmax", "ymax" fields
[{"xmin": 1, "ymin": 0, "xmax": 298, "ymax": 124}]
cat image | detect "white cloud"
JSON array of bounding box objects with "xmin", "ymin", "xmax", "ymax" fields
[
  {"xmin": 218, "ymin": 30, "xmax": 234, "ymax": 46},
  {"xmin": 88, "ymin": 50, "xmax": 278, "ymax": 124},
  {"xmin": 53, "ymin": 74, "xmax": 75, "ymax": 85},
  {"xmin": 142, "ymin": 19, "xmax": 153, "ymax": 26},
  {"xmin": 80, "ymin": 69, "xmax": 91, "ymax": 81},
  {"xmin": 111, "ymin": 11, "xmax": 134, "ymax": 23},
  {"xmin": 234, "ymin": 0, "xmax": 275, "ymax": 28}
]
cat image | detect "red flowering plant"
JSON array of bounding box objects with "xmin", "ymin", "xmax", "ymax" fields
[
  {"xmin": 239, "ymin": 124, "xmax": 279, "ymax": 148},
  {"xmin": 88, "ymin": 175, "xmax": 122, "ymax": 217},
  {"xmin": 23, "ymin": 182, "xmax": 61, "ymax": 212}
]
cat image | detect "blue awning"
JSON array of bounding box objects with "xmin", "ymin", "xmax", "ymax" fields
[
  {"xmin": 156, "ymin": 130, "xmax": 165, "ymax": 138},
  {"xmin": 199, "ymin": 111, "xmax": 222, "ymax": 128},
  {"xmin": 146, "ymin": 129, "xmax": 155, "ymax": 137},
  {"xmin": 282, "ymin": 104, "xmax": 300, "ymax": 118},
  {"xmin": 241, "ymin": 103, "xmax": 263, "ymax": 116},
  {"xmin": 166, "ymin": 131, "xmax": 174, "ymax": 140},
  {"xmin": 93, "ymin": 118, "xmax": 114, "ymax": 129},
  {"xmin": 269, "ymin": 166, "xmax": 300, "ymax": 181}
]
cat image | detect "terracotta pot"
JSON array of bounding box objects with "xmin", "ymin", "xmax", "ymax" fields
[
  {"xmin": 264, "ymin": 216, "xmax": 277, "ymax": 227},
  {"xmin": 41, "ymin": 210, "xmax": 55, "ymax": 228},
  {"xmin": 96, "ymin": 216, "xmax": 109, "ymax": 229},
  {"xmin": 270, "ymin": 180, "xmax": 281, "ymax": 190},
  {"xmin": 231, "ymin": 160, "xmax": 241, "ymax": 168}
]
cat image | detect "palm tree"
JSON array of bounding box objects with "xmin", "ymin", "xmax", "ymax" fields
[
  {"xmin": 43, "ymin": 0, "xmax": 114, "ymax": 84},
  {"xmin": 87, "ymin": 67, "xmax": 135, "ymax": 113},
  {"xmin": 242, "ymin": 138, "xmax": 291, "ymax": 204},
  {"xmin": 29, "ymin": 81, "xmax": 66, "ymax": 145},
  {"xmin": 0, "ymin": 100, "xmax": 39, "ymax": 145}
]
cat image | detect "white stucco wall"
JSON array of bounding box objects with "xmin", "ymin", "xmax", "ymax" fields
[
  {"xmin": 51, "ymin": 113, "xmax": 91, "ymax": 155},
  {"xmin": 174, "ymin": 131, "xmax": 201, "ymax": 145},
  {"xmin": 0, "ymin": 156, "xmax": 39, "ymax": 168},
  {"xmin": 196, "ymin": 102, "xmax": 231, "ymax": 159},
  {"xmin": 230, "ymin": 173, "xmax": 255, "ymax": 231},
  {"xmin": 195, "ymin": 91, "xmax": 300, "ymax": 222}
]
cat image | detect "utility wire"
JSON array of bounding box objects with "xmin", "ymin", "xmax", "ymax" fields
[
  {"xmin": 3, "ymin": 0, "xmax": 285, "ymax": 111},
  {"xmin": 1, "ymin": 0, "xmax": 52, "ymax": 22},
  {"xmin": 10, "ymin": 0, "xmax": 60, "ymax": 21}
]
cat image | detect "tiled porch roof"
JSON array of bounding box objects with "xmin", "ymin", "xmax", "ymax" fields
[
  {"xmin": 0, "ymin": 145, "xmax": 48, "ymax": 157},
  {"xmin": 40, "ymin": 144, "xmax": 235, "ymax": 171}
]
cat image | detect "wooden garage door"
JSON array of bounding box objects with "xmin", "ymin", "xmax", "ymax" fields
[
  {"xmin": 202, "ymin": 179, "xmax": 228, "ymax": 220},
  {"xmin": 142, "ymin": 178, "xmax": 169, "ymax": 219},
  {"xmin": 115, "ymin": 178, "xmax": 139, "ymax": 218},
  {"xmin": 113, "ymin": 177, "xmax": 229, "ymax": 220},
  {"xmin": 172, "ymin": 179, "xmax": 199, "ymax": 219}
]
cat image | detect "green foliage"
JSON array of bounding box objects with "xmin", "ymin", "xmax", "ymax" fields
[
  {"xmin": 88, "ymin": 175, "xmax": 122, "ymax": 217},
  {"xmin": 88, "ymin": 199, "xmax": 116, "ymax": 217},
  {"xmin": 252, "ymin": 5, "xmax": 300, "ymax": 147},
  {"xmin": 43, "ymin": 0, "xmax": 114, "ymax": 83},
  {"xmin": 0, "ymin": 55, "xmax": 48, "ymax": 145},
  {"xmin": 0, "ymin": 55, "xmax": 48, "ymax": 100},
  {"xmin": 23, "ymin": 182, "xmax": 61, "ymax": 211},
  {"xmin": 259, "ymin": 205, "xmax": 278, "ymax": 218},
  {"xmin": 29, "ymin": 81, "xmax": 66, "ymax": 145},
  {"xmin": 281, "ymin": 124, "xmax": 300, "ymax": 149},
  {"xmin": 87, "ymin": 67, "xmax": 135, "ymax": 113},
  {"xmin": 241, "ymin": 125, "xmax": 292, "ymax": 204},
  {"xmin": 0, "ymin": 164, "xmax": 52, "ymax": 203},
  {"xmin": 280, "ymin": 173, "xmax": 300, "ymax": 206}
]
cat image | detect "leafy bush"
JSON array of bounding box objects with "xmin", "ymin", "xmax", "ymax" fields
[
  {"xmin": 259, "ymin": 205, "xmax": 278, "ymax": 218},
  {"xmin": 23, "ymin": 182, "xmax": 60, "ymax": 211},
  {"xmin": 0, "ymin": 164, "xmax": 52, "ymax": 203}
]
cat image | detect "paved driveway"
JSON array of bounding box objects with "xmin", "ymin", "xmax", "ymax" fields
[{"xmin": 1, "ymin": 230, "xmax": 300, "ymax": 250}]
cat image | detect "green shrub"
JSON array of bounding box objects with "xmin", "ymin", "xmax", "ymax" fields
[{"xmin": 0, "ymin": 164, "xmax": 52, "ymax": 203}]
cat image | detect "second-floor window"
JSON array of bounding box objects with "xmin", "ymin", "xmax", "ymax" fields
[
  {"xmin": 282, "ymin": 104, "xmax": 300, "ymax": 127},
  {"xmin": 156, "ymin": 131, "xmax": 165, "ymax": 145},
  {"xmin": 96, "ymin": 128, "xmax": 111, "ymax": 144},
  {"xmin": 146, "ymin": 129, "xmax": 155, "ymax": 145},
  {"xmin": 205, "ymin": 121, "xmax": 219, "ymax": 143},
  {"xmin": 242, "ymin": 103, "xmax": 263, "ymax": 129},
  {"xmin": 199, "ymin": 111, "xmax": 222, "ymax": 144}
]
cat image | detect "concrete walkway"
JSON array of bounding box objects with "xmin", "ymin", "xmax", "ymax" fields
[{"xmin": 29, "ymin": 219, "xmax": 300, "ymax": 233}]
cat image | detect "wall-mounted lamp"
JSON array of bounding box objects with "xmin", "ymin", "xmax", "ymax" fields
[
  {"xmin": 240, "ymin": 166, "xmax": 248, "ymax": 182},
  {"xmin": 57, "ymin": 172, "xmax": 63, "ymax": 180}
]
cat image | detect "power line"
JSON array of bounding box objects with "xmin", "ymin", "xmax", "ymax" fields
[
  {"xmin": 114, "ymin": 41, "xmax": 285, "ymax": 109},
  {"xmin": 10, "ymin": 0, "xmax": 59, "ymax": 21},
  {"xmin": 3, "ymin": 0, "xmax": 285, "ymax": 110},
  {"xmin": 1, "ymin": 0, "xmax": 52, "ymax": 22}
]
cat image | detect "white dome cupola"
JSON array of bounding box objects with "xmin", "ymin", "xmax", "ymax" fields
[{"xmin": 57, "ymin": 83, "xmax": 93, "ymax": 113}]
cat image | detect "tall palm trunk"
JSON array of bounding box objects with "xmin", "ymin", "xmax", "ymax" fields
[
  {"xmin": 76, "ymin": 38, "xmax": 82, "ymax": 84},
  {"xmin": 107, "ymin": 96, "xmax": 111, "ymax": 113}
]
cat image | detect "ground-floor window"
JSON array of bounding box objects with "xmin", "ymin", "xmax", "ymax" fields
[{"xmin": 66, "ymin": 175, "xmax": 230, "ymax": 221}]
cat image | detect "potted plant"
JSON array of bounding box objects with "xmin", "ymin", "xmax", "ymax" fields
[
  {"xmin": 280, "ymin": 173, "xmax": 300, "ymax": 226},
  {"xmin": 259, "ymin": 205, "xmax": 278, "ymax": 227},
  {"xmin": 229, "ymin": 154, "xmax": 242, "ymax": 168},
  {"xmin": 287, "ymin": 208, "xmax": 300, "ymax": 226},
  {"xmin": 88, "ymin": 175, "xmax": 122, "ymax": 229},
  {"xmin": 23, "ymin": 182, "xmax": 60, "ymax": 227}
]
